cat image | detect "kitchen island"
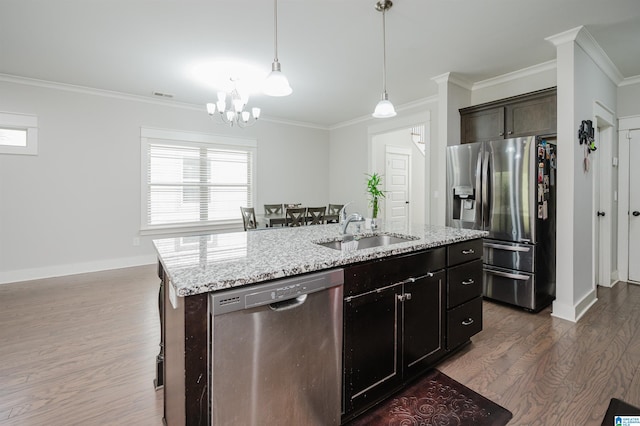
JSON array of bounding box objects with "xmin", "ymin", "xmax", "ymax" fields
[{"xmin": 154, "ymin": 222, "xmax": 487, "ymax": 425}]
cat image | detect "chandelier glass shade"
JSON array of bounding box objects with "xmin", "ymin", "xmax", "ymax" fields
[{"xmin": 206, "ymin": 79, "xmax": 261, "ymax": 127}]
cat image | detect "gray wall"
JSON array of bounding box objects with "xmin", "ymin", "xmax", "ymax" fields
[{"xmin": 0, "ymin": 79, "xmax": 329, "ymax": 283}]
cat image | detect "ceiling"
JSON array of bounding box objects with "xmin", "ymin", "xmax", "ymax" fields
[{"xmin": 2, "ymin": 0, "xmax": 640, "ymax": 127}]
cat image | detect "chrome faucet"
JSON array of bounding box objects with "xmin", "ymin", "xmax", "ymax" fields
[
  {"xmin": 340, "ymin": 212, "xmax": 365, "ymax": 235},
  {"xmin": 338, "ymin": 202, "xmax": 352, "ymax": 226}
]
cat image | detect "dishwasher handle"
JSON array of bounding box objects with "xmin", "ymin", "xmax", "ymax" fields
[{"xmin": 269, "ymin": 294, "xmax": 308, "ymax": 311}]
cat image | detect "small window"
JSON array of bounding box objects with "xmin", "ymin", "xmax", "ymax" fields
[{"xmin": 0, "ymin": 112, "xmax": 38, "ymax": 155}]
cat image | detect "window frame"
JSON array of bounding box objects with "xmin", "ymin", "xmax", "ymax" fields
[
  {"xmin": 140, "ymin": 127, "xmax": 257, "ymax": 236},
  {"xmin": 0, "ymin": 112, "xmax": 38, "ymax": 155}
]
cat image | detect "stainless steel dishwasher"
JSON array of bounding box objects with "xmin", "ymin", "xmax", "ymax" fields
[{"xmin": 210, "ymin": 268, "xmax": 344, "ymax": 426}]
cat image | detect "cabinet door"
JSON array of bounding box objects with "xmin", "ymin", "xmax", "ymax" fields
[
  {"xmin": 403, "ymin": 270, "xmax": 445, "ymax": 377},
  {"xmin": 343, "ymin": 284, "xmax": 403, "ymax": 415},
  {"xmin": 460, "ymin": 107, "xmax": 505, "ymax": 144},
  {"xmin": 505, "ymin": 94, "xmax": 556, "ymax": 137}
]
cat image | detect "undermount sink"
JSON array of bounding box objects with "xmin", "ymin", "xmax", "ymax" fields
[{"xmin": 316, "ymin": 234, "xmax": 418, "ymax": 251}]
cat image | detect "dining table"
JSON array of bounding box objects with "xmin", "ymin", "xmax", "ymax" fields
[{"xmin": 256, "ymin": 211, "xmax": 339, "ymax": 227}]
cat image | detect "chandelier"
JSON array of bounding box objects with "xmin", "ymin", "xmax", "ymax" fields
[{"xmin": 206, "ymin": 78, "xmax": 261, "ymax": 128}]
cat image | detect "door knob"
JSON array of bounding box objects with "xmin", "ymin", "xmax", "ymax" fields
[
  {"xmin": 597, "ymin": 211, "xmax": 605, "ymax": 217},
  {"xmin": 633, "ymin": 211, "xmax": 640, "ymax": 217}
]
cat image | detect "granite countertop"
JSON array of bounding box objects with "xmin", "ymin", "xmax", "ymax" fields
[{"xmin": 153, "ymin": 222, "xmax": 487, "ymax": 297}]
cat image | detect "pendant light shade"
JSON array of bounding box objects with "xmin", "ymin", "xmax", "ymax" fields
[
  {"xmin": 264, "ymin": 0, "xmax": 292, "ymax": 97},
  {"xmin": 264, "ymin": 60, "xmax": 292, "ymax": 97},
  {"xmin": 372, "ymin": 0, "xmax": 396, "ymax": 118},
  {"xmin": 373, "ymin": 93, "xmax": 397, "ymax": 118}
]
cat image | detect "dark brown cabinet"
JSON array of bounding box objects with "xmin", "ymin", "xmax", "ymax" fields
[
  {"xmin": 460, "ymin": 87, "xmax": 556, "ymax": 144},
  {"xmin": 342, "ymin": 240, "xmax": 485, "ymax": 422},
  {"xmin": 446, "ymin": 240, "xmax": 483, "ymax": 350},
  {"xmin": 342, "ymin": 249, "xmax": 446, "ymax": 420}
]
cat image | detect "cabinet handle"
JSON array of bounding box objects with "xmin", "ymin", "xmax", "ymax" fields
[
  {"xmin": 397, "ymin": 293, "xmax": 412, "ymax": 302},
  {"xmin": 461, "ymin": 279, "xmax": 474, "ymax": 285},
  {"xmin": 462, "ymin": 249, "xmax": 475, "ymax": 255},
  {"xmin": 499, "ymin": 132, "xmax": 504, "ymax": 136},
  {"xmin": 508, "ymin": 131, "xmax": 513, "ymax": 135},
  {"xmin": 462, "ymin": 318, "xmax": 474, "ymax": 326},
  {"xmin": 405, "ymin": 277, "xmax": 416, "ymax": 283}
]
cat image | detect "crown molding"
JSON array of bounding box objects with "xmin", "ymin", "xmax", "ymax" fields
[
  {"xmin": 472, "ymin": 60, "xmax": 557, "ymax": 90},
  {"xmin": 620, "ymin": 74, "xmax": 640, "ymax": 87},
  {"xmin": 545, "ymin": 26, "xmax": 623, "ymax": 85},
  {"xmin": 431, "ymin": 72, "xmax": 473, "ymax": 90},
  {"xmin": 0, "ymin": 73, "xmax": 329, "ymax": 130}
]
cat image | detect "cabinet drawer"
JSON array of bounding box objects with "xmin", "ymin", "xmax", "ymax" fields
[
  {"xmin": 344, "ymin": 248, "xmax": 445, "ymax": 297},
  {"xmin": 447, "ymin": 239, "xmax": 483, "ymax": 267},
  {"xmin": 447, "ymin": 296, "xmax": 482, "ymax": 350},
  {"xmin": 447, "ymin": 259, "xmax": 482, "ymax": 308}
]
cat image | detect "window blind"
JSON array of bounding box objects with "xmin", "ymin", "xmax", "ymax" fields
[{"xmin": 146, "ymin": 141, "xmax": 254, "ymax": 227}]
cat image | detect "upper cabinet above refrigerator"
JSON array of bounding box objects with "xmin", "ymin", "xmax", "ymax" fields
[{"xmin": 460, "ymin": 87, "xmax": 557, "ymax": 144}]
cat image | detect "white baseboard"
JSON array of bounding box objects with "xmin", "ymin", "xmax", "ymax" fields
[
  {"xmin": 0, "ymin": 254, "xmax": 158, "ymax": 285},
  {"xmin": 551, "ymin": 288, "xmax": 598, "ymax": 322}
]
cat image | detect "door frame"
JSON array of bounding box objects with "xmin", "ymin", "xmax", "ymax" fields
[
  {"xmin": 592, "ymin": 102, "xmax": 615, "ymax": 288},
  {"xmin": 618, "ymin": 115, "xmax": 640, "ymax": 283}
]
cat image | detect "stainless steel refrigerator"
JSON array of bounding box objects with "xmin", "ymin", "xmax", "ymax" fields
[{"xmin": 446, "ymin": 136, "xmax": 557, "ymax": 312}]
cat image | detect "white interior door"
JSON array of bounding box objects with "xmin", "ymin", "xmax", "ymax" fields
[
  {"xmin": 385, "ymin": 146, "xmax": 410, "ymax": 227},
  {"xmin": 629, "ymin": 131, "xmax": 640, "ymax": 283}
]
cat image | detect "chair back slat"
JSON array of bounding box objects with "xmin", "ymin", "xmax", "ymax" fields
[
  {"xmin": 327, "ymin": 204, "xmax": 343, "ymax": 223},
  {"xmin": 307, "ymin": 207, "xmax": 326, "ymax": 225},
  {"xmin": 240, "ymin": 207, "xmax": 257, "ymax": 231},
  {"xmin": 264, "ymin": 204, "xmax": 283, "ymax": 214},
  {"xmin": 286, "ymin": 207, "xmax": 307, "ymax": 227}
]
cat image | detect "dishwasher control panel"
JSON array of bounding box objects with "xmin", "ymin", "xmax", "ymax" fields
[{"xmin": 211, "ymin": 269, "xmax": 344, "ymax": 315}]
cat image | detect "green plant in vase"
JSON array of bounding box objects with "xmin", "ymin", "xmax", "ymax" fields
[{"xmin": 366, "ymin": 172, "xmax": 386, "ymax": 228}]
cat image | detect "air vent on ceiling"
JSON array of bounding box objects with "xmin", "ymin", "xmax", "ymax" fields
[{"xmin": 152, "ymin": 91, "xmax": 174, "ymax": 99}]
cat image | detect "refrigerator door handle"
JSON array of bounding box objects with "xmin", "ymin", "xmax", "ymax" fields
[
  {"xmin": 486, "ymin": 269, "xmax": 531, "ymax": 281},
  {"xmin": 484, "ymin": 242, "xmax": 531, "ymax": 252},
  {"xmin": 481, "ymin": 146, "xmax": 490, "ymax": 230},
  {"xmin": 475, "ymin": 148, "xmax": 483, "ymax": 229}
]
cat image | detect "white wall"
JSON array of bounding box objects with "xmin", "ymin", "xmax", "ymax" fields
[
  {"xmin": 0, "ymin": 79, "xmax": 329, "ymax": 284},
  {"xmin": 618, "ymin": 80, "xmax": 640, "ymax": 117},
  {"xmin": 328, "ymin": 105, "xmax": 436, "ymax": 223},
  {"xmin": 471, "ymin": 64, "xmax": 557, "ymax": 106}
]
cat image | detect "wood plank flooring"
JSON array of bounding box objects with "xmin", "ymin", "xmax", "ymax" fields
[
  {"xmin": 439, "ymin": 282, "xmax": 640, "ymax": 426},
  {"xmin": 0, "ymin": 265, "xmax": 163, "ymax": 426},
  {"xmin": 1, "ymin": 265, "xmax": 639, "ymax": 425}
]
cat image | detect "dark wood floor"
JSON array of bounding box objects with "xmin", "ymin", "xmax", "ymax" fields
[
  {"xmin": 439, "ymin": 281, "xmax": 640, "ymax": 426},
  {"xmin": 1, "ymin": 265, "xmax": 639, "ymax": 425}
]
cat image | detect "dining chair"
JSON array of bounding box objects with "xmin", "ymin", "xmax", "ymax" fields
[
  {"xmin": 286, "ymin": 207, "xmax": 307, "ymax": 227},
  {"xmin": 306, "ymin": 206, "xmax": 326, "ymax": 225},
  {"xmin": 327, "ymin": 204, "xmax": 343, "ymax": 223},
  {"xmin": 240, "ymin": 207, "xmax": 257, "ymax": 231},
  {"xmin": 264, "ymin": 204, "xmax": 283, "ymax": 214}
]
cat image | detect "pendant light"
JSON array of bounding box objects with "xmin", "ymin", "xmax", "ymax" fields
[
  {"xmin": 264, "ymin": 0, "xmax": 293, "ymax": 97},
  {"xmin": 372, "ymin": 0, "xmax": 397, "ymax": 118}
]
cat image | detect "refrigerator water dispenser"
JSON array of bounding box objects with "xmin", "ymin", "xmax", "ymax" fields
[{"xmin": 452, "ymin": 186, "xmax": 476, "ymax": 222}]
